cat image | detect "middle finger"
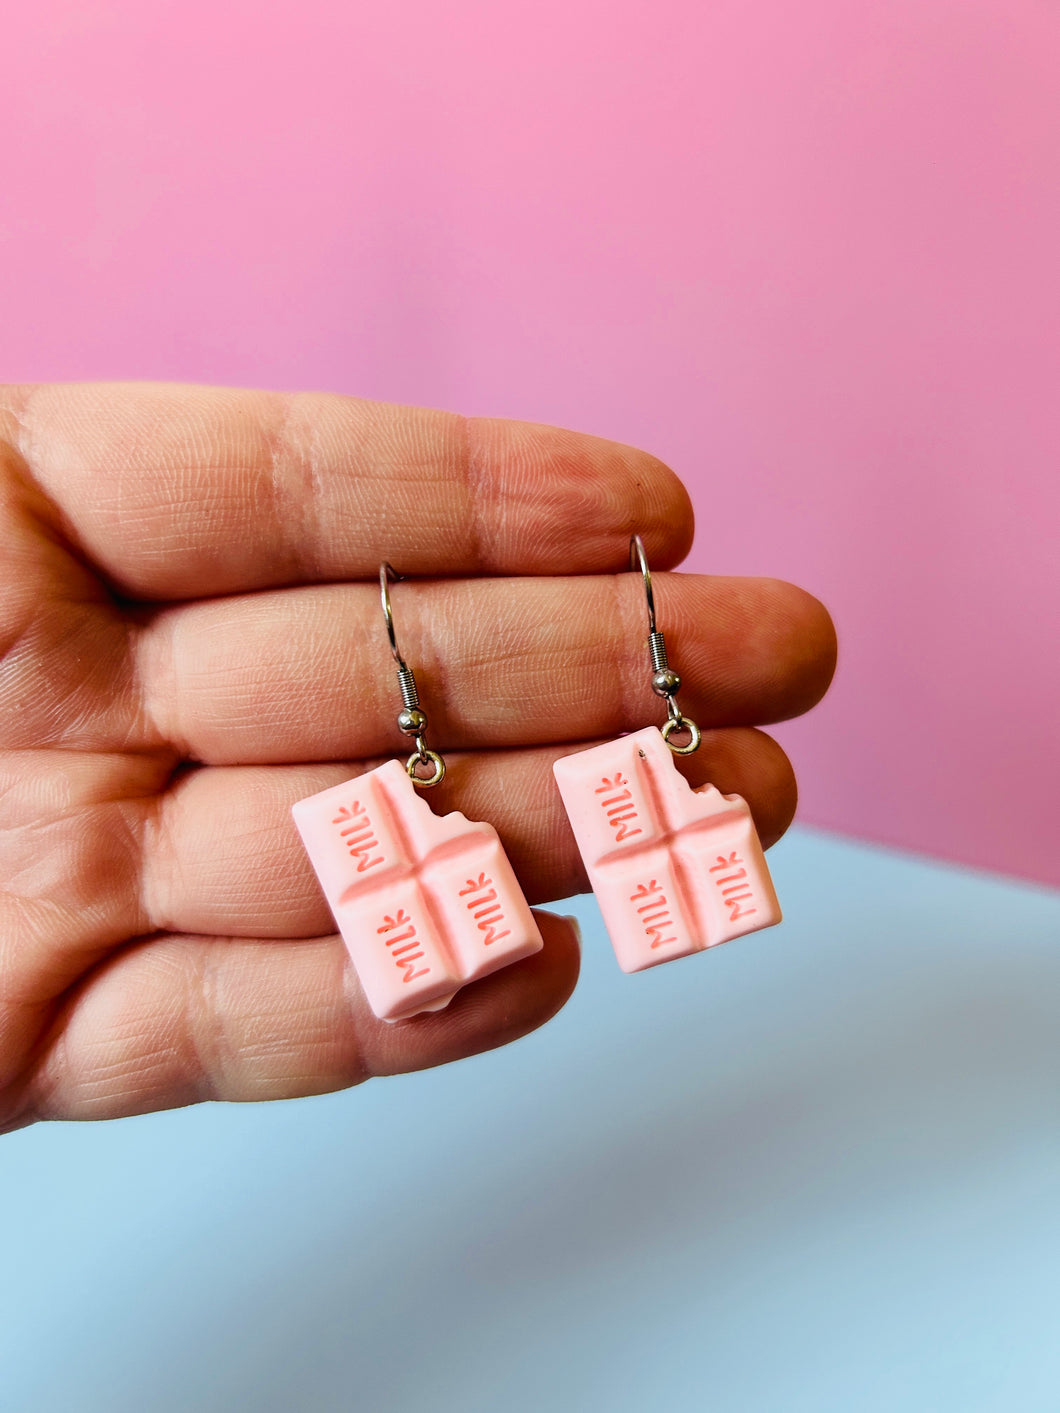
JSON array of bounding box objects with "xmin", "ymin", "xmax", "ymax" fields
[{"xmin": 137, "ymin": 573, "xmax": 835, "ymax": 765}]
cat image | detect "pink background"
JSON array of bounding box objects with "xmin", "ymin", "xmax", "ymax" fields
[{"xmin": 2, "ymin": 0, "xmax": 1058, "ymax": 885}]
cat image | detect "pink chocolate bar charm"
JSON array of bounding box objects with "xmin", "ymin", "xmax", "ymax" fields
[
  {"xmin": 293, "ymin": 760, "xmax": 543, "ymax": 1021},
  {"xmin": 553, "ymin": 726, "xmax": 781, "ymax": 972}
]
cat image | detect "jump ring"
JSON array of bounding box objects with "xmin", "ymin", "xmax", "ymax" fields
[
  {"xmin": 406, "ymin": 749, "xmax": 446, "ymax": 787},
  {"xmin": 661, "ymin": 716, "xmax": 701, "ymax": 755}
]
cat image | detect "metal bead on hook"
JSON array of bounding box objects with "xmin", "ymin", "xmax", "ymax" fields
[
  {"xmin": 629, "ymin": 535, "xmax": 701, "ymax": 755},
  {"xmin": 379, "ymin": 563, "xmax": 446, "ymax": 787}
]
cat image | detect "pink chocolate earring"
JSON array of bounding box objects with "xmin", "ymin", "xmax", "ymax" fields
[
  {"xmin": 292, "ymin": 564, "xmax": 543, "ymax": 1022},
  {"xmin": 552, "ymin": 536, "xmax": 781, "ymax": 973}
]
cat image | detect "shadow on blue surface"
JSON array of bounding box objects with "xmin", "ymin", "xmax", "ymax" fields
[{"xmin": 2, "ymin": 830, "xmax": 1059, "ymax": 1412}]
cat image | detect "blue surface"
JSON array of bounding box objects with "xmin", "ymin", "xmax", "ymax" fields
[{"xmin": 2, "ymin": 829, "xmax": 1060, "ymax": 1413}]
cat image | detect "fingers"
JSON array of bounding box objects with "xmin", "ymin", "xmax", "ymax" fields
[
  {"xmin": 4, "ymin": 721, "xmax": 792, "ymax": 1126},
  {"xmin": 2, "ymin": 383, "xmax": 693, "ymax": 599},
  {"xmin": 20, "ymin": 913, "xmax": 580, "ymax": 1123},
  {"xmin": 0, "ymin": 748, "xmax": 160, "ymax": 1009},
  {"xmin": 141, "ymin": 730, "xmax": 796, "ymax": 938},
  {"xmin": 0, "ymin": 431, "xmax": 145, "ymax": 754},
  {"xmin": 136, "ymin": 572, "xmax": 836, "ymax": 763}
]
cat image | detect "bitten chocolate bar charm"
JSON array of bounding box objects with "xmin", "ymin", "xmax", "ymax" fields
[
  {"xmin": 552, "ymin": 535, "xmax": 781, "ymax": 973},
  {"xmin": 293, "ymin": 564, "xmax": 542, "ymax": 1022},
  {"xmin": 554, "ymin": 726, "xmax": 780, "ymax": 972},
  {"xmin": 294, "ymin": 760, "xmax": 542, "ymax": 1021}
]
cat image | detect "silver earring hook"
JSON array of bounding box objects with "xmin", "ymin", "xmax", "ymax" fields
[
  {"xmin": 630, "ymin": 534, "xmax": 658, "ymax": 636},
  {"xmin": 380, "ymin": 561, "xmax": 406, "ymax": 669},
  {"xmin": 630, "ymin": 535, "xmax": 701, "ymax": 755},
  {"xmin": 379, "ymin": 563, "xmax": 446, "ymax": 787}
]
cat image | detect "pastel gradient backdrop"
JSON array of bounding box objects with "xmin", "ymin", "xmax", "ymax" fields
[{"xmin": 3, "ymin": 0, "xmax": 1058, "ymax": 883}]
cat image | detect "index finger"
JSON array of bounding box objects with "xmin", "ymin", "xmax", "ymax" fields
[{"xmin": 1, "ymin": 383, "xmax": 694, "ymax": 600}]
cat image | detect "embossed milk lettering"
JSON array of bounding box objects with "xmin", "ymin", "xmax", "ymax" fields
[
  {"xmin": 459, "ymin": 872, "xmax": 511, "ymax": 945},
  {"xmin": 629, "ymin": 879, "xmax": 678, "ymax": 950},
  {"xmin": 332, "ymin": 801, "xmax": 384, "ymax": 872},
  {"xmin": 377, "ymin": 908, "xmax": 430, "ymax": 982},
  {"xmin": 595, "ymin": 773, "xmax": 642, "ymax": 842},
  {"xmin": 709, "ymin": 852, "xmax": 757, "ymax": 921}
]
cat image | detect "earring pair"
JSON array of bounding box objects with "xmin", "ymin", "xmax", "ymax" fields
[{"xmin": 293, "ymin": 543, "xmax": 780, "ymax": 1021}]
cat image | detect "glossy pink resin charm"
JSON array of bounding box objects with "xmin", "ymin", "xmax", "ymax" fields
[
  {"xmin": 293, "ymin": 760, "xmax": 543, "ymax": 1021},
  {"xmin": 553, "ymin": 726, "xmax": 781, "ymax": 972}
]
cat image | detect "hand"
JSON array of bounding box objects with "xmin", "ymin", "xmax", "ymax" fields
[{"xmin": 0, "ymin": 384, "xmax": 835, "ymax": 1129}]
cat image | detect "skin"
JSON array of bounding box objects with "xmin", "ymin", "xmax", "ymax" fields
[{"xmin": 0, "ymin": 383, "xmax": 837, "ymax": 1131}]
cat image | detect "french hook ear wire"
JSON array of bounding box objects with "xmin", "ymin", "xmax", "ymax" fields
[
  {"xmin": 629, "ymin": 535, "xmax": 701, "ymax": 755},
  {"xmin": 379, "ymin": 563, "xmax": 446, "ymax": 787},
  {"xmin": 380, "ymin": 560, "xmax": 406, "ymax": 669}
]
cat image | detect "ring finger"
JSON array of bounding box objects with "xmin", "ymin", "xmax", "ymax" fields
[{"xmin": 141, "ymin": 728, "xmax": 798, "ymax": 937}]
